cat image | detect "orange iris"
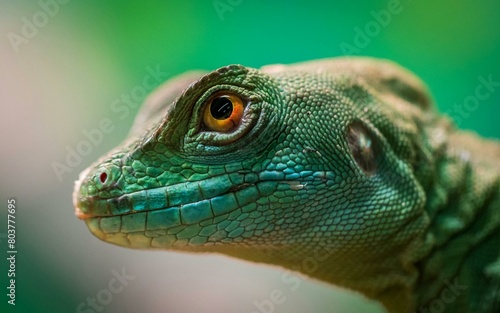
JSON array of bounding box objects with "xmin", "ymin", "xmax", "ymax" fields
[{"xmin": 203, "ymin": 93, "xmax": 244, "ymax": 132}]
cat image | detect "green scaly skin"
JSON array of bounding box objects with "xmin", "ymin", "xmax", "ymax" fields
[{"xmin": 73, "ymin": 58, "xmax": 500, "ymax": 312}]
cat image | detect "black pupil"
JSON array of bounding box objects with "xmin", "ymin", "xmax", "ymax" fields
[{"xmin": 210, "ymin": 96, "xmax": 233, "ymax": 120}]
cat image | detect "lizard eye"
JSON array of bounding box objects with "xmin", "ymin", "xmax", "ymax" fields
[
  {"xmin": 203, "ymin": 93, "xmax": 245, "ymax": 132},
  {"xmin": 346, "ymin": 122, "xmax": 379, "ymax": 175}
]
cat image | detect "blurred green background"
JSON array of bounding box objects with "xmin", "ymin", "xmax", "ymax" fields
[{"xmin": 0, "ymin": 0, "xmax": 499, "ymax": 312}]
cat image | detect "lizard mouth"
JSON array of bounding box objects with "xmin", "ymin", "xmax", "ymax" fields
[
  {"xmin": 75, "ymin": 180, "xmax": 266, "ymax": 219},
  {"xmin": 75, "ymin": 207, "xmax": 94, "ymax": 220},
  {"xmin": 73, "ymin": 178, "xmax": 281, "ymax": 248},
  {"xmin": 72, "ymin": 170, "xmax": 288, "ymax": 236}
]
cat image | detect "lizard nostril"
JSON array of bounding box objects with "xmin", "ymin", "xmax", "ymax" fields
[{"xmin": 99, "ymin": 172, "xmax": 108, "ymax": 184}]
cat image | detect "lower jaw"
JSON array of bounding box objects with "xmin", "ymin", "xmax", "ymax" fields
[{"xmin": 83, "ymin": 216, "xmax": 209, "ymax": 249}]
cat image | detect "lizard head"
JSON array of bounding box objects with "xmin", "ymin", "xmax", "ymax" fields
[{"xmin": 73, "ymin": 58, "xmax": 432, "ymax": 291}]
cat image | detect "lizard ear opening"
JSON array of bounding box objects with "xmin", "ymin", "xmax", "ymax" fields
[{"xmin": 346, "ymin": 122, "xmax": 379, "ymax": 175}]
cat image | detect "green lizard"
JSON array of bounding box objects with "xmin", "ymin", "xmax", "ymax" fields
[{"xmin": 73, "ymin": 57, "xmax": 500, "ymax": 313}]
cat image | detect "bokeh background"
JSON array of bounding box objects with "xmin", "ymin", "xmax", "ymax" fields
[{"xmin": 1, "ymin": 1, "xmax": 499, "ymax": 312}]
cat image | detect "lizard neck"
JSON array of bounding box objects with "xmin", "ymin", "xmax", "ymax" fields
[
  {"xmin": 415, "ymin": 124, "xmax": 500, "ymax": 311},
  {"xmin": 184, "ymin": 242, "xmax": 420, "ymax": 313}
]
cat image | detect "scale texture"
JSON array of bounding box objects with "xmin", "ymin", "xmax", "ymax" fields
[{"xmin": 73, "ymin": 57, "xmax": 500, "ymax": 312}]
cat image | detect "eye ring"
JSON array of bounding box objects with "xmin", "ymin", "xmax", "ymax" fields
[{"xmin": 203, "ymin": 93, "xmax": 245, "ymax": 132}]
